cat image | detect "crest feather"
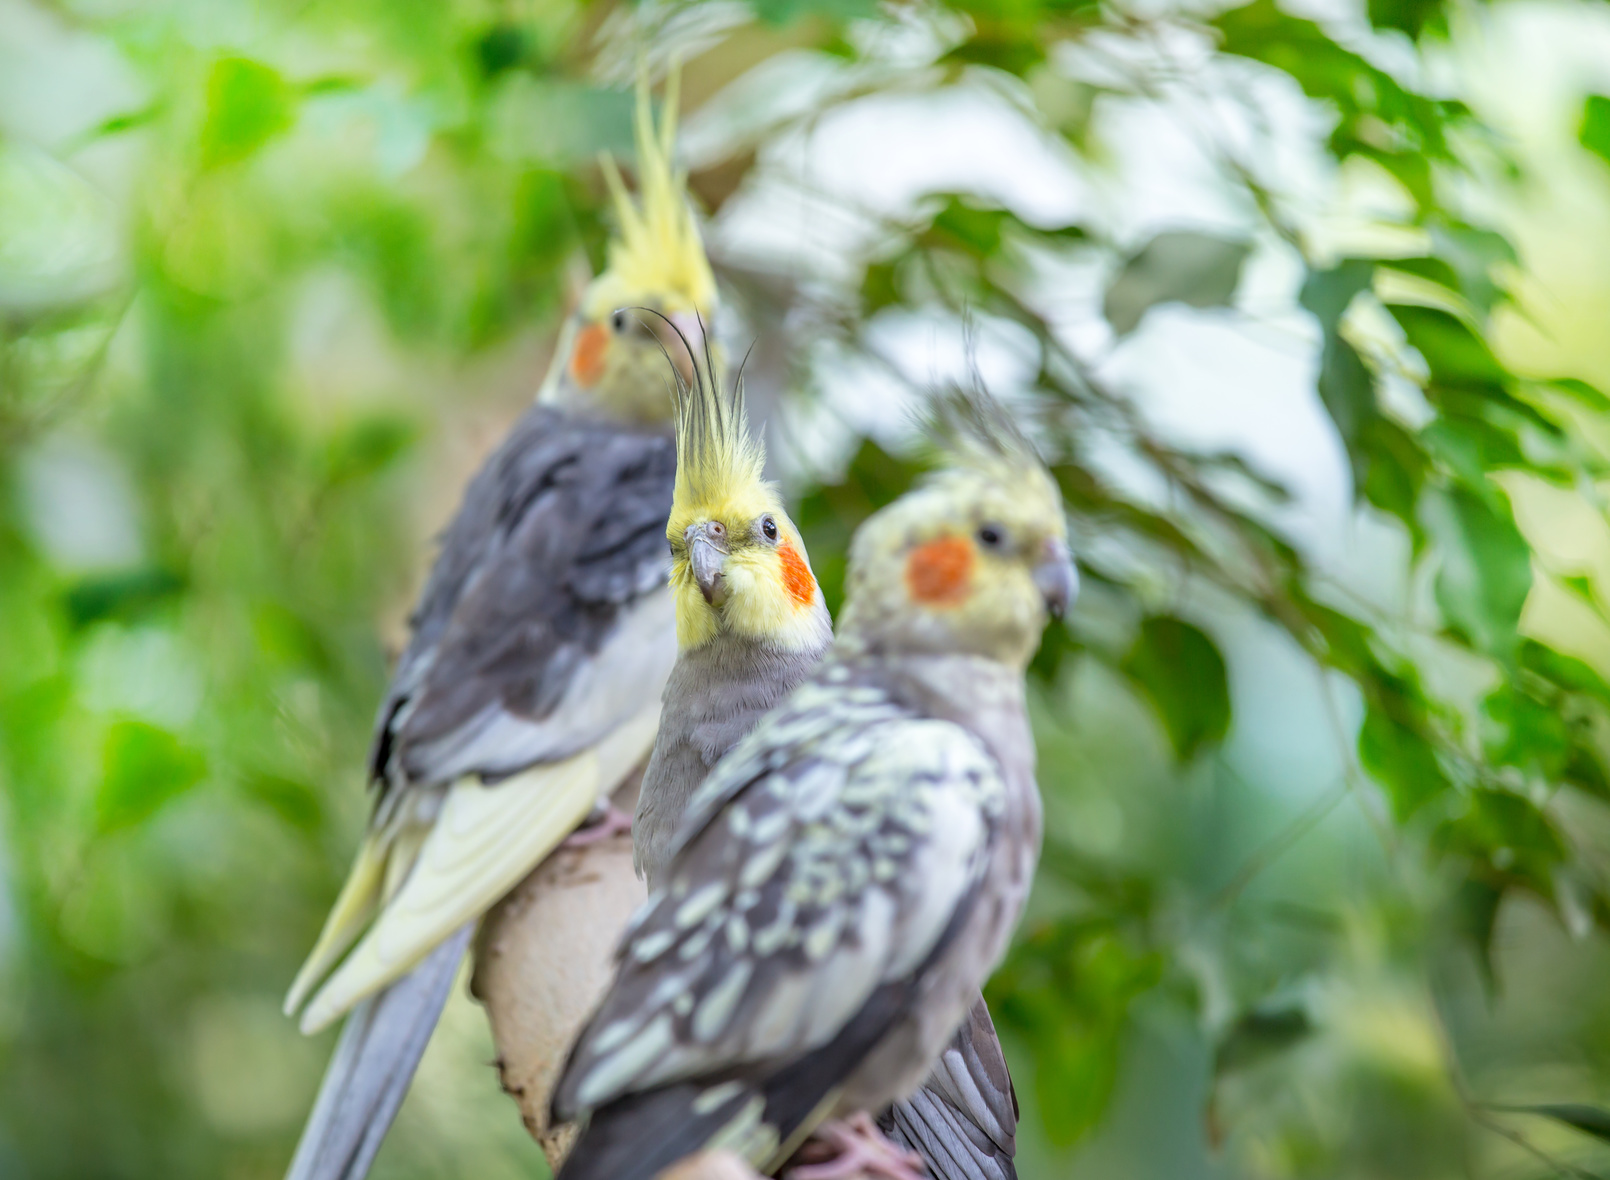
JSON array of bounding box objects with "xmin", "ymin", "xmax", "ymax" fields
[
  {"xmin": 668, "ymin": 325, "xmax": 765, "ymax": 512},
  {"xmin": 585, "ymin": 65, "xmax": 718, "ymax": 319},
  {"xmin": 925, "ymin": 384, "xmax": 1043, "ymax": 484}
]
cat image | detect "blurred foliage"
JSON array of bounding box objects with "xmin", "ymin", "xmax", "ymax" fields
[{"xmin": 6, "ymin": 0, "xmax": 1610, "ymax": 1178}]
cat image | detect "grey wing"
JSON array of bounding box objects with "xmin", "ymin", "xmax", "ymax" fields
[
  {"xmin": 554, "ymin": 707, "xmax": 1005, "ymax": 1119},
  {"xmin": 370, "ymin": 406, "xmax": 677, "ymax": 789},
  {"xmin": 285, "ymin": 923, "xmax": 475, "ymax": 1180},
  {"xmin": 879, "ymin": 997, "xmax": 1019, "ymax": 1180}
]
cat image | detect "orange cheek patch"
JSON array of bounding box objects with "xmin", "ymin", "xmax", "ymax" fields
[
  {"xmin": 906, "ymin": 536, "xmax": 974, "ymax": 606},
  {"xmin": 778, "ymin": 542, "xmax": 817, "ymax": 608},
  {"xmin": 569, "ymin": 323, "xmax": 610, "ymax": 387}
]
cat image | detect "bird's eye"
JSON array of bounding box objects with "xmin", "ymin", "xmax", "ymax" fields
[
  {"xmin": 611, "ymin": 309, "xmax": 628, "ymax": 333},
  {"xmin": 977, "ymin": 524, "xmax": 1005, "ymax": 549},
  {"xmin": 761, "ymin": 515, "xmax": 779, "ymax": 542}
]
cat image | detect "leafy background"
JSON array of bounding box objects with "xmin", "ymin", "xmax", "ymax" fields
[{"xmin": 6, "ymin": 0, "xmax": 1610, "ymax": 1176}]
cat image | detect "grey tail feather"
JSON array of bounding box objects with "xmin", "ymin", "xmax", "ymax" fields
[
  {"xmin": 877, "ymin": 996, "xmax": 1018, "ymax": 1180},
  {"xmin": 880, "ymin": 1090, "xmax": 1016, "ymax": 1180},
  {"xmin": 285, "ymin": 922, "xmax": 474, "ymax": 1180}
]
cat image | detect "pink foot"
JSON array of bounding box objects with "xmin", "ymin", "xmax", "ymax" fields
[
  {"xmin": 787, "ymin": 1113, "xmax": 927, "ymax": 1180},
  {"xmin": 562, "ymin": 803, "xmax": 633, "ymax": 848}
]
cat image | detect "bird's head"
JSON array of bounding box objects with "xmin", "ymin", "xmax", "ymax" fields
[
  {"xmin": 546, "ymin": 68, "xmax": 717, "ymax": 424},
  {"xmin": 666, "ymin": 354, "xmax": 828, "ymax": 653},
  {"xmin": 837, "ymin": 389, "xmax": 1076, "ymax": 670}
]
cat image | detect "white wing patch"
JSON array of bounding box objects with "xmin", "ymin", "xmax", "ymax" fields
[
  {"xmin": 297, "ymin": 702, "xmax": 663, "ymax": 1033},
  {"xmin": 410, "ymin": 590, "xmax": 676, "ymax": 781}
]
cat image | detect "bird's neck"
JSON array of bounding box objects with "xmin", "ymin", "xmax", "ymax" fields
[{"xmin": 859, "ymin": 651, "xmax": 1034, "ymax": 781}]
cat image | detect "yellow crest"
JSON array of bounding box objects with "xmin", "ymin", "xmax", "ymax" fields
[
  {"xmin": 670, "ymin": 342, "xmax": 767, "ymax": 521},
  {"xmin": 583, "ymin": 67, "xmax": 718, "ymax": 321}
]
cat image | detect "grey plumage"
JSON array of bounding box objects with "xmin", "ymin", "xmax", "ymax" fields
[
  {"xmin": 287, "ymin": 404, "xmax": 678, "ymax": 1180},
  {"xmin": 554, "ymin": 650, "xmax": 1043, "ymax": 1180},
  {"xmin": 879, "ymin": 999, "xmax": 1018, "ymax": 1180},
  {"xmin": 556, "ymin": 399, "xmax": 1074, "ymax": 1180},
  {"xmin": 634, "ymin": 636, "xmax": 827, "ymax": 890},
  {"xmin": 286, "ymin": 923, "xmax": 475, "ymax": 1180},
  {"xmin": 373, "ymin": 405, "xmax": 678, "ymax": 794}
]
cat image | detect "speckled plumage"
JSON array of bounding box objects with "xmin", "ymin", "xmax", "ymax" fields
[
  {"xmin": 556, "ymin": 390, "xmax": 1074, "ymax": 1180},
  {"xmin": 632, "ymin": 332, "xmax": 832, "ymax": 889},
  {"xmin": 635, "ymin": 636, "xmax": 826, "ymax": 890}
]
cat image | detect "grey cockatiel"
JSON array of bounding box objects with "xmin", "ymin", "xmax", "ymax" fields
[
  {"xmin": 555, "ymin": 389, "xmax": 1076, "ymax": 1180},
  {"xmin": 633, "ymin": 362, "xmax": 1026, "ymax": 1180},
  {"xmin": 631, "ymin": 338, "xmax": 833, "ymax": 893},
  {"xmin": 281, "ymin": 73, "xmax": 718, "ymax": 1180}
]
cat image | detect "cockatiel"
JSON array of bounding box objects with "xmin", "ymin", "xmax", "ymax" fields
[
  {"xmin": 281, "ymin": 71, "xmax": 716, "ymax": 1180},
  {"xmin": 633, "ymin": 363, "xmax": 1024, "ymax": 1179},
  {"xmin": 552, "ymin": 389, "xmax": 1077, "ymax": 1180},
  {"xmin": 632, "ymin": 344, "xmax": 833, "ymax": 892}
]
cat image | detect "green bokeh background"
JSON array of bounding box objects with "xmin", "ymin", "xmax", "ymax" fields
[{"xmin": 7, "ymin": 1, "xmax": 1610, "ymax": 1178}]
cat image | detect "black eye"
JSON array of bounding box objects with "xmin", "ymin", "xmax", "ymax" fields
[
  {"xmin": 977, "ymin": 524, "xmax": 1005, "ymax": 549},
  {"xmin": 611, "ymin": 309, "xmax": 628, "ymax": 333},
  {"xmin": 761, "ymin": 515, "xmax": 779, "ymax": 542}
]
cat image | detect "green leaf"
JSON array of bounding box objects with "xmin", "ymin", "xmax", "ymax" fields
[
  {"xmin": 1437, "ymin": 789, "xmax": 1566, "ymax": 896},
  {"xmin": 1480, "ymin": 685, "xmax": 1569, "ymax": 779},
  {"xmin": 1358, "ymin": 704, "xmax": 1450, "ymax": 820},
  {"xmin": 1548, "ymin": 377, "xmax": 1610, "ymax": 414},
  {"xmin": 475, "ymin": 23, "xmax": 530, "ymax": 78},
  {"xmin": 199, "ymin": 57, "xmax": 295, "ymax": 169},
  {"xmin": 1300, "ymin": 259, "xmax": 1374, "ymax": 329},
  {"xmin": 1104, "ymin": 231, "xmax": 1249, "ymax": 335},
  {"xmin": 1519, "ymin": 639, "xmax": 1610, "ymax": 706},
  {"xmin": 1453, "ymin": 878, "xmax": 1504, "ymax": 989},
  {"xmin": 1214, "ymin": 1003, "xmax": 1313, "ymax": 1075},
  {"xmin": 1300, "ymin": 261, "xmax": 1379, "ymax": 463},
  {"xmin": 1366, "ymin": 0, "xmax": 1447, "ymax": 39},
  {"xmin": 1495, "ymin": 1104, "xmax": 1610, "ymax": 1143},
  {"xmin": 62, "ymin": 567, "xmax": 185, "ymax": 630},
  {"xmin": 1360, "ymin": 418, "xmax": 1430, "ymax": 548},
  {"xmin": 1428, "ymin": 221, "xmax": 1516, "ymax": 317},
  {"xmin": 322, "ymin": 415, "xmax": 418, "ymax": 487},
  {"xmin": 1388, "ymin": 304, "xmax": 1509, "ymax": 391},
  {"xmin": 1580, "ymin": 95, "xmax": 1610, "ymax": 169},
  {"xmin": 1122, "ymin": 616, "xmax": 1231, "ymax": 760},
  {"xmin": 1424, "ymin": 486, "xmax": 1532, "ymax": 657},
  {"xmin": 96, "ymin": 721, "xmax": 208, "ymax": 834},
  {"xmin": 989, "ymin": 920, "xmax": 1162, "ymax": 1147},
  {"xmin": 748, "ymin": 0, "xmax": 877, "ymax": 26}
]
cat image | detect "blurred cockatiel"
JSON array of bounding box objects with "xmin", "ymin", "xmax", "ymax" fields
[
  {"xmin": 633, "ymin": 363, "xmax": 1025, "ymax": 1180},
  {"xmin": 282, "ymin": 72, "xmax": 716, "ymax": 1180},
  {"xmin": 554, "ymin": 389, "xmax": 1076, "ymax": 1180}
]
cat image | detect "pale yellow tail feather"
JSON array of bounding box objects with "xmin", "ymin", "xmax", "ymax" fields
[
  {"xmin": 298, "ymin": 704, "xmax": 664, "ymax": 1034},
  {"xmin": 284, "ymin": 833, "xmax": 388, "ymax": 1017}
]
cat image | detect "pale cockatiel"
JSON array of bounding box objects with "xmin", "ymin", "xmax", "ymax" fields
[
  {"xmin": 281, "ymin": 71, "xmax": 716, "ymax": 1180},
  {"xmin": 633, "ymin": 362, "xmax": 1023, "ymax": 1180},
  {"xmin": 552, "ymin": 390, "xmax": 1077, "ymax": 1180},
  {"xmin": 631, "ymin": 351, "xmax": 833, "ymax": 891}
]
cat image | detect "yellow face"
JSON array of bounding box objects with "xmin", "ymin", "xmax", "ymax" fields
[
  {"xmin": 667, "ymin": 484, "xmax": 826, "ymax": 651},
  {"xmin": 841, "ymin": 466, "xmax": 1076, "ymax": 669},
  {"xmin": 558, "ymin": 302, "xmax": 707, "ymax": 425}
]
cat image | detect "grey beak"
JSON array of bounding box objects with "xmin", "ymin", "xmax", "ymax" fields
[
  {"xmin": 1034, "ymin": 538, "xmax": 1078, "ymax": 618},
  {"xmin": 685, "ymin": 522, "xmax": 729, "ymax": 605}
]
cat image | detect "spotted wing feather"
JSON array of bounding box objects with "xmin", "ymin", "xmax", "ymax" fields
[{"xmin": 553, "ymin": 678, "xmax": 1006, "ymax": 1164}]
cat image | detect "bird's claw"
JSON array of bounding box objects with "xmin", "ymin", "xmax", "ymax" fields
[
  {"xmin": 786, "ymin": 1114, "xmax": 927, "ymax": 1180},
  {"xmin": 562, "ymin": 803, "xmax": 634, "ymax": 848}
]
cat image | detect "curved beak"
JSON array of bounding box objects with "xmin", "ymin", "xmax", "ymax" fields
[
  {"xmin": 1034, "ymin": 537, "xmax": 1078, "ymax": 619},
  {"xmin": 685, "ymin": 522, "xmax": 729, "ymax": 606}
]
